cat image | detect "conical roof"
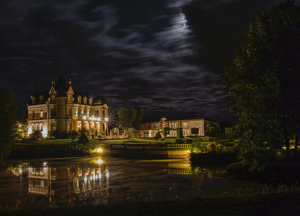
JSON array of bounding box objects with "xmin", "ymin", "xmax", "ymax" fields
[{"xmin": 55, "ymin": 75, "xmax": 67, "ymax": 97}]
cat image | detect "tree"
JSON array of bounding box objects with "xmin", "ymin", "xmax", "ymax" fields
[
  {"xmin": 154, "ymin": 131, "xmax": 162, "ymax": 140},
  {"xmin": 29, "ymin": 130, "xmax": 43, "ymax": 140},
  {"xmin": 0, "ymin": 86, "xmax": 18, "ymax": 162},
  {"xmin": 118, "ymin": 107, "xmax": 144, "ymax": 130},
  {"xmin": 191, "ymin": 128, "xmax": 199, "ymax": 136},
  {"xmin": 69, "ymin": 130, "xmax": 78, "ymax": 143},
  {"xmin": 222, "ymin": 0, "xmax": 300, "ymax": 169}
]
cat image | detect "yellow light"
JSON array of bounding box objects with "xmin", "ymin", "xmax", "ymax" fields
[
  {"xmin": 96, "ymin": 148, "xmax": 103, "ymax": 153},
  {"xmin": 96, "ymin": 158, "xmax": 103, "ymax": 165},
  {"xmin": 83, "ymin": 116, "xmax": 87, "ymax": 120},
  {"xmin": 98, "ymin": 118, "xmax": 100, "ymax": 121},
  {"xmin": 105, "ymin": 118, "xmax": 108, "ymax": 121}
]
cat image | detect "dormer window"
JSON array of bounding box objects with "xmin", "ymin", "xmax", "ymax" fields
[
  {"xmin": 68, "ymin": 94, "xmax": 72, "ymax": 102},
  {"xmin": 51, "ymin": 95, "xmax": 55, "ymax": 103},
  {"xmin": 39, "ymin": 95, "xmax": 44, "ymax": 104},
  {"xmin": 83, "ymin": 97, "xmax": 87, "ymax": 105},
  {"xmin": 31, "ymin": 97, "xmax": 35, "ymax": 105},
  {"xmin": 89, "ymin": 98, "xmax": 93, "ymax": 105},
  {"xmin": 77, "ymin": 96, "xmax": 81, "ymax": 104}
]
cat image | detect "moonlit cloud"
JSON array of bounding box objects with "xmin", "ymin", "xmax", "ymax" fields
[{"xmin": 1, "ymin": 0, "xmax": 294, "ymax": 123}]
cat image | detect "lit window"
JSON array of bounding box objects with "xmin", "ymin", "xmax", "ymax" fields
[
  {"xmin": 32, "ymin": 125, "xmax": 36, "ymax": 131},
  {"xmin": 40, "ymin": 124, "xmax": 43, "ymax": 131},
  {"xmin": 195, "ymin": 122, "xmax": 199, "ymax": 128},
  {"xmin": 40, "ymin": 110, "xmax": 43, "ymax": 118}
]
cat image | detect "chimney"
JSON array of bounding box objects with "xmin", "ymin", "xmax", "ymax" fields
[
  {"xmin": 34, "ymin": 85, "xmax": 37, "ymax": 93},
  {"xmin": 68, "ymin": 79, "xmax": 72, "ymax": 86},
  {"xmin": 52, "ymin": 79, "xmax": 55, "ymax": 86}
]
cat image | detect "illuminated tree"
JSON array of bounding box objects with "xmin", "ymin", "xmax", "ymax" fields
[
  {"xmin": 222, "ymin": 0, "xmax": 300, "ymax": 169},
  {"xmin": 118, "ymin": 107, "xmax": 144, "ymax": 130},
  {"xmin": 0, "ymin": 86, "xmax": 17, "ymax": 162}
]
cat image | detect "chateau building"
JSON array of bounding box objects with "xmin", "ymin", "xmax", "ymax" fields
[
  {"xmin": 27, "ymin": 76, "xmax": 109, "ymax": 138},
  {"xmin": 136, "ymin": 116, "xmax": 214, "ymax": 138}
]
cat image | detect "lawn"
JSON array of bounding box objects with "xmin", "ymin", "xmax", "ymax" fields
[{"xmin": 17, "ymin": 139, "xmax": 99, "ymax": 145}]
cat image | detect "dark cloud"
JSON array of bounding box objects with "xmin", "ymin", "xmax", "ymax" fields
[{"xmin": 1, "ymin": 0, "xmax": 293, "ymax": 124}]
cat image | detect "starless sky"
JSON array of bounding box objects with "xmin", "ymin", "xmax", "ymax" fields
[{"xmin": 1, "ymin": 0, "xmax": 298, "ymax": 123}]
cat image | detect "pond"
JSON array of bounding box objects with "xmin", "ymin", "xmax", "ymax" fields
[{"xmin": 0, "ymin": 154, "xmax": 263, "ymax": 207}]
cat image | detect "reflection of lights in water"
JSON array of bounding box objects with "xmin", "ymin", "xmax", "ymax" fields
[
  {"xmin": 95, "ymin": 174, "xmax": 98, "ymax": 180},
  {"xmin": 96, "ymin": 158, "xmax": 103, "ymax": 165},
  {"xmin": 93, "ymin": 148, "xmax": 103, "ymax": 153},
  {"xmin": 99, "ymin": 173, "xmax": 101, "ymax": 179},
  {"xmin": 106, "ymin": 171, "xmax": 109, "ymax": 178},
  {"xmin": 19, "ymin": 169, "xmax": 22, "ymax": 174},
  {"xmin": 93, "ymin": 173, "xmax": 95, "ymax": 181},
  {"xmin": 90, "ymin": 176, "xmax": 92, "ymax": 181},
  {"xmin": 84, "ymin": 176, "xmax": 87, "ymax": 183}
]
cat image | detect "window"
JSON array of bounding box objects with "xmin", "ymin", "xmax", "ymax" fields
[
  {"xmin": 40, "ymin": 110, "xmax": 43, "ymax": 118},
  {"xmin": 183, "ymin": 122, "xmax": 188, "ymax": 128},
  {"xmin": 195, "ymin": 122, "xmax": 199, "ymax": 128},
  {"xmin": 170, "ymin": 123, "xmax": 177, "ymax": 129},
  {"xmin": 77, "ymin": 96, "xmax": 81, "ymax": 104},
  {"xmin": 68, "ymin": 108, "xmax": 71, "ymax": 116},
  {"xmin": 67, "ymin": 123, "xmax": 71, "ymax": 131},
  {"xmin": 37, "ymin": 124, "xmax": 39, "ymax": 130},
  {"xmin": 83, "ymin": 97, "xmax": 87, "ymax": 104},
  {"xmin": 32, "ymin": 125, "xmax": 36, "ymax": 131},
  {"xmin": 40, "ymin": 124, "xmax": 43, "ymax": 131},
  {"xmin": 103, "ymin": 110, "xmax": 105, "ymax": 117},
  {"xmin": 52, "ymin": 124, "xmax": 56, "ymax": 131},
  {"xmin": 32, "ymin": 111, "xmax": 35, "ymax": 118},
  {"xmin": 95, "ymin": 110, "xmax": 99, "ymax": 117},
  {"xmin": 39, "ymin": 96, "xmax": 44, "ymax": 104},
  {"xmin": 152, "ymin": 124, "xmax": 158, "ymax": 129}
]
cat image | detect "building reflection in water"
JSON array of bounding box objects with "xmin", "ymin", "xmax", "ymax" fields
[{"xmin": 7, "ymin": 157, "xmax": 225, "ymax": 205}]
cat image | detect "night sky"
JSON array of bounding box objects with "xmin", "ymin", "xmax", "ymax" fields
[{"xmin": 1, "ymin": 0, "xmax": 297, "ymax": 123}]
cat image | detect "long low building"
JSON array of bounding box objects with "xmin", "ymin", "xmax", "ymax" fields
[{"xmin": 136, "ymin": 116, "xmax": 214, "ymax": 138}]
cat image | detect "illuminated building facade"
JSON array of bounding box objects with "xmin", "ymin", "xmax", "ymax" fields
[
  {"xmin": 27, "ymin": 76, "xmax": 109, "ymax": 138},
  {"xmin": 137, "ymin": 116, "xmax": 214, "ymax": 137}
]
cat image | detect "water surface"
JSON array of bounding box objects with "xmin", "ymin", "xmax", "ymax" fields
[{"xmin": 0, "ymin": 155, "xmax": 262, "ymax": 206}]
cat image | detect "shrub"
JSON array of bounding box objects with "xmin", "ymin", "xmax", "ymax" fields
[
  {"xmin": 154, "ymin": 131, "xmax": 162, "ymax": 140},
  {"xmin": 158, "ymin": 138, "xmax": 164, "ymax": 141},
  {"xmin": 29, "ymin": 130, "xmax": 43, "ymax": 140},
  {"xmin": 51, "ymin": 131, "xmax": 69, "ymax": 139},
  {"xmin": 175, "ymin": 138, "xmax": 183, "ymax": 143},
  {"xmin": 216, "ymin": 144, "xmax": 226, "ymax": 152},
  {"xmin": 207, "ymin": 143, "xmax": 217, "ymax": 153}
]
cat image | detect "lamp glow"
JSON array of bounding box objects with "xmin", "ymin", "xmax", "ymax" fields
[{"xmin": 105, "ymin": 118, "xmax": 108, "ymax": 121}]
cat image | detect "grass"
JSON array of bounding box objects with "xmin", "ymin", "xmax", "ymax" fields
[
  {"xmin": 1, "ymin": 185, "xmax": 300, "ymax": 216},
  {"xmin": 17, "ymin": 139, "xmax": 99, "ymax": 145}
]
